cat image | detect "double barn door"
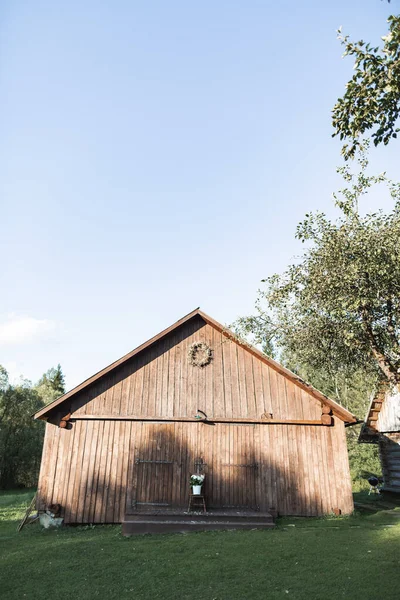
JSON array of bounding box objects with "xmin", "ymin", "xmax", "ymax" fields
[{"xmin": 128, "ymin": 422, "xmax": 260, "ymax": 511}]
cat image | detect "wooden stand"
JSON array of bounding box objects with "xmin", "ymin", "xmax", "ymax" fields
[
  {"xmin": 17, "ymin": 493, "xmax": 37, "ymax": 532},
  {"xmin": 188, "ymin": 494, "xmax": 207, "ymax": 513}
]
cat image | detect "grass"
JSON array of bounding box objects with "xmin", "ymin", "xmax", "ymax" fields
[{"xmin": 1, "ymin": 489, "xmax": 400, "ymax": 600}]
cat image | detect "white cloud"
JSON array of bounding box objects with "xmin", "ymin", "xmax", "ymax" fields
[
  {"xmin": 0, "ymin": 316, "xmax": 55, "ymax": 345},
  {"xmin": 2, "ymin": 361, "xmax": 24, "ymax": 384}
]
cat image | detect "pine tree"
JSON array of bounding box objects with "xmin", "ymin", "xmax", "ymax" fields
[{"xmin": 35, "ymin": 364, "xmax": 66, "ymax": 406}]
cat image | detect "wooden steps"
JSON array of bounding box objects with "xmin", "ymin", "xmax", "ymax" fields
[{"xmin": 122, "ymin": 510, "xmax": 275, "ymax": 535}]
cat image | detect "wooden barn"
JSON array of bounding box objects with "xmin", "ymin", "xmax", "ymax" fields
[
  {"xmin": 359, "ymin": 384, "xmax": 400, "ymax": 494},
  {"xmin": 34, "ymin": 309, "xmax": 357, "ymax": 533}
]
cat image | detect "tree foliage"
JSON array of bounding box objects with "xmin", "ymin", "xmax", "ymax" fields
[
  {"xmin": 235, "ymin": 152, "xmax": 400, "ymax": 485},
  {"xmin": 332, "ymin": 14, "xmax": 400, "ymax": 159},
  {"xmin": 0, "ymin": 364, "xmax": 66, "ymax": 489},
  {"xmin": 237, "ymin": 149, "xmax": 400, "ymax": 388}
]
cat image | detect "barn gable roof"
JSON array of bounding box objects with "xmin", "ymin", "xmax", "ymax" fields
[{"xmin": 33, "ymin": 308, "xmax": 357, "ymax": 423}]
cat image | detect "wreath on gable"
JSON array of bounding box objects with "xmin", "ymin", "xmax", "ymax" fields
[{"xmin": 188, "ymin": 341, "xmax": 212, "ymax": 367}]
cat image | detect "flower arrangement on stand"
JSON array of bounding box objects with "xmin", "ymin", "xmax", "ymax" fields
[{"xmin": 190, "ymin": 474, "xmax": 205, "ymax": 495}]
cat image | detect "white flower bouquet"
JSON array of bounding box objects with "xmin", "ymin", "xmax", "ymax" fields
[{"xmin": 190, "ymin": 474, "xmax": 205, "ymax": 487}]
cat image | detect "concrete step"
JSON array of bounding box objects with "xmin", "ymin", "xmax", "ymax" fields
[
  {"xmin": 122, "ymin": 518, "xmax": 275, "ymax": 536},
  {"xmin": 124, "ymin": 510, "xmax": 274, "ymax": 525}
]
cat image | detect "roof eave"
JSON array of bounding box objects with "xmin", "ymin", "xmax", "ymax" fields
[
  {"xmin": 197, "ymin": 310, "xmax": 358, "ymax": 424},
  {"xmin": 33, "ymin": 307, "xmax": 201, "ymax": 420},
  {"xmin": 33, "ymin": 307, "xmax": 358, "ymax": 424}
]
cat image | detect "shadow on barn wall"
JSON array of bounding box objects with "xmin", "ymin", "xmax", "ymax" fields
[{"xmin": 39, "ymin": 422, "xmax": 343, "ymax": 524}]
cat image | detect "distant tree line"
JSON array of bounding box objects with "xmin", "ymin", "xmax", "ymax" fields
[{"xmin": 0, "ymin": 364, "xmax": 65, "ymax": 489}]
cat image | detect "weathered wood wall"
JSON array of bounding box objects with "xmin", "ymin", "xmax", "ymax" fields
[
  {"xmin": 37, "ymin": 316, "xmax": 354, "ymax": 520},
  {"xmin": 68, "ymin": 316, "xmax": 322, "ymax": 421},
  {"xmin": 38, "ymin": 419, "xmax": 353, "ymax": 521},
  {"xmin": 379, "ymin": 432, "xmax": 400, "ymax": 493},
  {"xmin": 377, "ymin": 390, "xmax": 400, "ymax": 433}
]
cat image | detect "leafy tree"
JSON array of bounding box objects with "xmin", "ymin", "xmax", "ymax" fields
[
  {"xmin": 332, "ymin": 14, "xmax": 400, "ymax": 159},
  {"xmin": 0, "ymin": 365, "xmax": 8, "ymax": 391},
  {"xmin": 0, "ymin": 375, "xmax": 44, "ymax": 488},
  {"xmin": 235, "ymin": 151, "xmax": 400, "ymax": 486},
  {"xmin": 0, "ymin": 364, "xmax": 66, "ymax": 489},
  {"xmin": 237, "ymin": 149, "xmax": 400, "ymax": 388}
]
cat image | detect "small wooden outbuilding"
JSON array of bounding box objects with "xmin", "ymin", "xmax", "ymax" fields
[
  {"xmin": 34, "ymin": 308, "xmax": 357, "ymax": 526},
  {"xmin": 359, "ymin": 384, "xmax": 400, "ymax": 493}
]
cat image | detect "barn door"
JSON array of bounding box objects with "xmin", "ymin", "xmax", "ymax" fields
[
  {"xmin": 219, "ymin": 461, "xmax": 259, "ymax": 510},
  {"xmin": 134, "ymin": 459, "xmax": 174, "ymax": 507},
  {"xmin": 130, "ymin": 423, "xmax": 185, "ymax": 510}
]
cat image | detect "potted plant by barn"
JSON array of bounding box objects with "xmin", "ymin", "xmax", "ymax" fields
[{"xmin": 190, "ymin": 474, "xmax": 205, "ymax": 495}]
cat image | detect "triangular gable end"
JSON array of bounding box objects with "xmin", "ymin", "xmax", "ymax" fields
[{"xmin": 33, "ymin": 308, "xmax": 357, "ymax": 424}]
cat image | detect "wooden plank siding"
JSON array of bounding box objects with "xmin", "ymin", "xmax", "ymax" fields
[
  {"xmin": 38, "ymin": 419, "xmax": 353, "ymax": 521},
  {"xmin": 377, "ymin": 392, "xmax": 400, "ymax": 433},
  {"xmin": 70, "ymin": 318, "xmax": 325, "ymax": 422},
  {"xmin": 36, "ymin": 315, "xmax": 354, "ymax": 521},
  {"xmin": 379, "ymin": 432, "xmax": 400, "ymax": 492}
]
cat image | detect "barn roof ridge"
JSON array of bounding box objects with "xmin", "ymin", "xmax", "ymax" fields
[{"xmin": 33, "ymin": 308, "xmax": 357, "ymax": 423}]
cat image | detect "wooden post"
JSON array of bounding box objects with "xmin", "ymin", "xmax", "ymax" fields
[
  {"xmin": 59, "ymin": 412, "xmax": 71, "ymax": 428},
  {"xmin": 321, "ymin": 414, "xmax": 333, "ymax": 426}
]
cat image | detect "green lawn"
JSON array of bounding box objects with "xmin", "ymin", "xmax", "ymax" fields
[{"xmin": 1, "ymin": 490, "xmax": 400, "ymax": 600}]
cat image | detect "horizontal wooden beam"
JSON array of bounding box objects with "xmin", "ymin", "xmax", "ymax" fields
[{"xmin": 70, "ymin": 414, "xmax": 327, "ymax": 426}]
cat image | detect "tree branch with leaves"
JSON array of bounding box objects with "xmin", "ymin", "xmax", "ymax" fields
[
  {"xmin": 332, "ymin": 14, "xmax": 400, "ymax": 159},
  {"xmin": 235, "ymin": 148, "xmax": 400, "ymax": 390}
]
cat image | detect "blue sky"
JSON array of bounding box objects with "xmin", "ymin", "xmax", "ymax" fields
[{"xmin": 1, "ymin": 1, "xmax": 399, "ymax": 390}]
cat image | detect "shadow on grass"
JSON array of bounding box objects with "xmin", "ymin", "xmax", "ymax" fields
[
  {"xmin": 1, "ymin": 506, "xmax": 400, "ymax": 600},
  {"xmin": 274, "ymin": 489, "xmax": 400, "ymax": 530},
  {"xmin": 353, "ymin": 489, "xmax": 400, "ymax": 515}
]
